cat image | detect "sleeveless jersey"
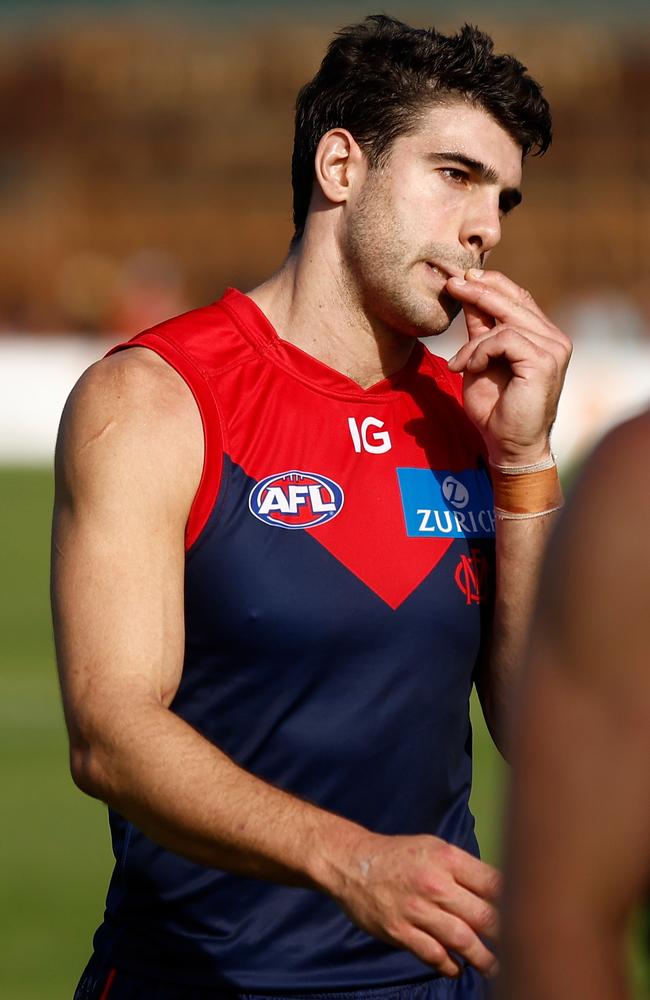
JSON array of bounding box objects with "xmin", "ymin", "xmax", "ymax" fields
[{"xmin": 93, "ymin": 288, "xmax": 496, "ymax": 990}]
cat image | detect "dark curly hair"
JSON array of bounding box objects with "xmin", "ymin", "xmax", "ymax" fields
[{"xmin": 291, "ymin": 15, "xmax": 552, "ymax": 242}]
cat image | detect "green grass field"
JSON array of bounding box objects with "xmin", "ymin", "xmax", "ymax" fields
[
  {"xmin": 1, "ymin": 467, "xmax": 113, "ymax": 1000},
  {"xmin": 0, "ymin": 467, "xmax": 646, "ymax": 998}
]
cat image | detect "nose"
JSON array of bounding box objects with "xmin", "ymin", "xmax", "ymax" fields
[{"xmin": 460, "ymin": 193, "xmax": 502, "ymax": 256}]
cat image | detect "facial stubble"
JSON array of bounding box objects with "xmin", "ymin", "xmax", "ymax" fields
[{"xmin": 341, "ymin": 171, "xmax": 468, "ymax": 340}]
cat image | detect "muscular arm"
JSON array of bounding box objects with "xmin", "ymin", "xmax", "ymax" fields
[
  {"xmin": 498, "ymin": 412, "xmax": 650, "ymax": 1000},
  {"xmin": 476, "ymin": 511, "xmax": 560, "ymax": 755},
  {"xmin": 51, "ymin": 349, "xmax": 336, "ymax": 885},
  {"xmin": 52, "ymin": 348, "xmax": 500, "ymax": 977},
  {"xmin": 446, "ymin": 270, "xmax": 571, "ymax": 754}
]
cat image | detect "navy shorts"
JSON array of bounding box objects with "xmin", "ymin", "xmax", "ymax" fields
[{"xmin": 74, "ymin": 954, "xmax": 490, "ymax": 1000}]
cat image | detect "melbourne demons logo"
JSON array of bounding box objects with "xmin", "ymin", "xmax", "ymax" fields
[
  {"xmin": 454, "ymin": 548, "xmax": 491, "ymax": 605},
  {"xmin": 249, "ymin": 471, "xmax": 345, "ymax": 530}
]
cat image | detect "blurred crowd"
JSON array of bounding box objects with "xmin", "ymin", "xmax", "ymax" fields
[
  {"xmin": 0, "ymin": 10, "xmax": 649, "ymax": 342},
  {"xmin": 1, "ymin": 8, "xmax": 648, "ymax": 469}
]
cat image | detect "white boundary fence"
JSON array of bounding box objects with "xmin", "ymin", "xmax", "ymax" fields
[
  {"xmin": 0, "ymin": 336, "xmax": 111, "ymax": 465},
  {"xmin": 1, "ymin": 333, "xmax": 649, "ymax": 470}
]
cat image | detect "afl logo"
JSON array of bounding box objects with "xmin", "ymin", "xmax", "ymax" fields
[{"xmin": 249, "ymin": 470, "xmax": 345, "ymax": 530}]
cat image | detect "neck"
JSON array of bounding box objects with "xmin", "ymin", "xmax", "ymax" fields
[{"xmin": 247, "ymin": 232, "xmax": 416, "ymax": 389}]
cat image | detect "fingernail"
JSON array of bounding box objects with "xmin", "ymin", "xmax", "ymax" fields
[
  {"xmin": 467, "ymin": 268, "xmax": 484, "ymax": 279},
  {"xmin": 448, "ymin": 276, "xmax": 466, "ymax": 286}
]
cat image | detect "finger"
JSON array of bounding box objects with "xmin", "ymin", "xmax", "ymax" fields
[
  {"xmin": 420, "ymin": 910, "xmax": 498, "ymax": 978},
  {"xmin": 448, "ymin": 272, "xmax": 571, "ymax": 361},
  {"xmin": 463, "ymin": 301, "xmax": 494, "ymax": 341},
  {"xmin": 446, "ymin": 275, "xmax": 550, "ymax": 330},
  {"xmin": 440, "ymin": 884, "xmax": 500, "ymax": 944},
  {"xmin": 463, "ymin": 330, "xmax": 557, "ymax": 377},
  {"xmin": 449, "ymin": 325, "xmax": 558, "ymax": 374},
  {"xmin": 447, "ymin": 845, "xmax": 502, "ymax": 901},
  {"xmin": 464, "ymin": 269, "xmax": 547, "ymax": 320},
  {"xmin": 399, "ymin": 926, "xmax": 461, "ymax": 977}
]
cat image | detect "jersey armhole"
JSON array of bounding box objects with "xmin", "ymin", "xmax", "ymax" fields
[{"xmin": 105, "ymin": 332, "xmax": 223, "ymax": 551}]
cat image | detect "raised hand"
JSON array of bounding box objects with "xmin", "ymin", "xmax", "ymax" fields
[{"xmin": 445, "ymin": 270, "xmax": 571, "ymax": 466}]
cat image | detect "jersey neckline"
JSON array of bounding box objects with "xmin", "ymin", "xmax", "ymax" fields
[{"xmin": 219, "ymin": 287, "xmax": 431, "ymax": 401}]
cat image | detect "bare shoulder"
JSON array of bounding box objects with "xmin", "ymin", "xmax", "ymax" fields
[
  {"xmin": 576, "ymin": 408, "xmax": 650, "ymax": 512},
  {"xmin": 550, "ymin": 410, "xmax": 650, "ymax": 579},
  {"xmin": 55, "ymin": 346, "xmax": 203, "ymax": 517},
  {"xmin": 538, "ymin": 409, "xmax": 650, "ymax": 689},
  {"xmin": 62, "ymin": 346, "xmax": 199, "ymax": 434},
  {"xmin": 549, "ymin": 409, "xmax": 649, "ymax": 550}
]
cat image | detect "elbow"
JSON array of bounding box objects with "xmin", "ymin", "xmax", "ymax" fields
[{"xmin": 69, "ymin": 741, "xmax": 111, "ymax": 801}]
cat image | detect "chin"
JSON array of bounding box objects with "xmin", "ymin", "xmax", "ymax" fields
[
  {"xmin": 408, "ymin": 292, "xmax": 459, "ymax": 339},
  {"xmin": 367, "ymin": 282, "xmax": 457, "ymax": 340},
  {"xmin": 437, "ymin": 291, "xmax": 463, "ymax": 328}
]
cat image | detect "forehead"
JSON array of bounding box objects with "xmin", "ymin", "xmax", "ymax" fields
[{"xmin": 396, "ymin": 99, "xmax": 523, "ymax": 188}]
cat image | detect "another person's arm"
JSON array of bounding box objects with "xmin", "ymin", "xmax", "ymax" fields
[
  {"xmin": 498, "ymin": 412, "xmax": 650, "ymax": 1000},
  {"xmin": 52, "ymin": 347, "xmax": 500, "ymax": 978}
]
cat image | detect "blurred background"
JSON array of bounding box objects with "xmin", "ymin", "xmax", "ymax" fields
[{"xmin": 1, "ymin": 1, "xmax": 648, "ymax": 997}]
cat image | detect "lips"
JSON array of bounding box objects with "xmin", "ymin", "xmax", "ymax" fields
[
  {"xmin": 424, "ymin": 262, "xmax": 458, "ymax": 291},
  {"xmin": 426, "ymin": 261, "xmax": 472, "ymax": 282},
  {"xmin": 427, "ymin": 262, "xmax": 450, "ymax": 280}
]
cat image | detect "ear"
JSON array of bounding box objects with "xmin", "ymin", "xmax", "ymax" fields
[{"xmin": 313, "ymin": 129, "xmax": 366, "ymax": 207}]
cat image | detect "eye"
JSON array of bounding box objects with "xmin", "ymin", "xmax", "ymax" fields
[{"xmin": 441, "ymin": 167, "xmax": 469, "ymax": 184}]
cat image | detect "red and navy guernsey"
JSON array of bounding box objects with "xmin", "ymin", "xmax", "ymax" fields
[{"xmin": 94, "ymin": 288, "xmax": 496, "ymax": 990}]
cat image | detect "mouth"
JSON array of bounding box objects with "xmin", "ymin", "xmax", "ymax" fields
[{"xmin": 424, "ymin": 261, "xmax": 469, "ymax": 286}]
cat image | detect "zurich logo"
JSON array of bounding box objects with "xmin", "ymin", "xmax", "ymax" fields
[
  {"xmin": 249, "ymin": 470, "xmax": 345, "ymax": 530},
  {"xmin": 442, "ymin": 475, "xmax": 470, "ymax": 509}
]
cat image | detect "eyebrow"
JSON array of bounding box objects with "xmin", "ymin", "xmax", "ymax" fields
[{"xmin": 430, "ymin": 151, "xmax": 523, "ymax": 215}]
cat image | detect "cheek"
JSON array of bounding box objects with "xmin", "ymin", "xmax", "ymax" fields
[
  {"xmin": 429, "ymin": 189, "xmax": 462, "ymax": 223},
  {"xmin": 407, "ymin": 187, "xmax": 462, "ymax": 238}
]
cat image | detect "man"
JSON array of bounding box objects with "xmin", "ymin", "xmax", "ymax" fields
[
  {"xmin": 52, "ymin": 15, "xmax": 570, "ymax": 999},
  {"xmin": 498, "ymin": 409, "xmax": 650, "ymax": 1000}
]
